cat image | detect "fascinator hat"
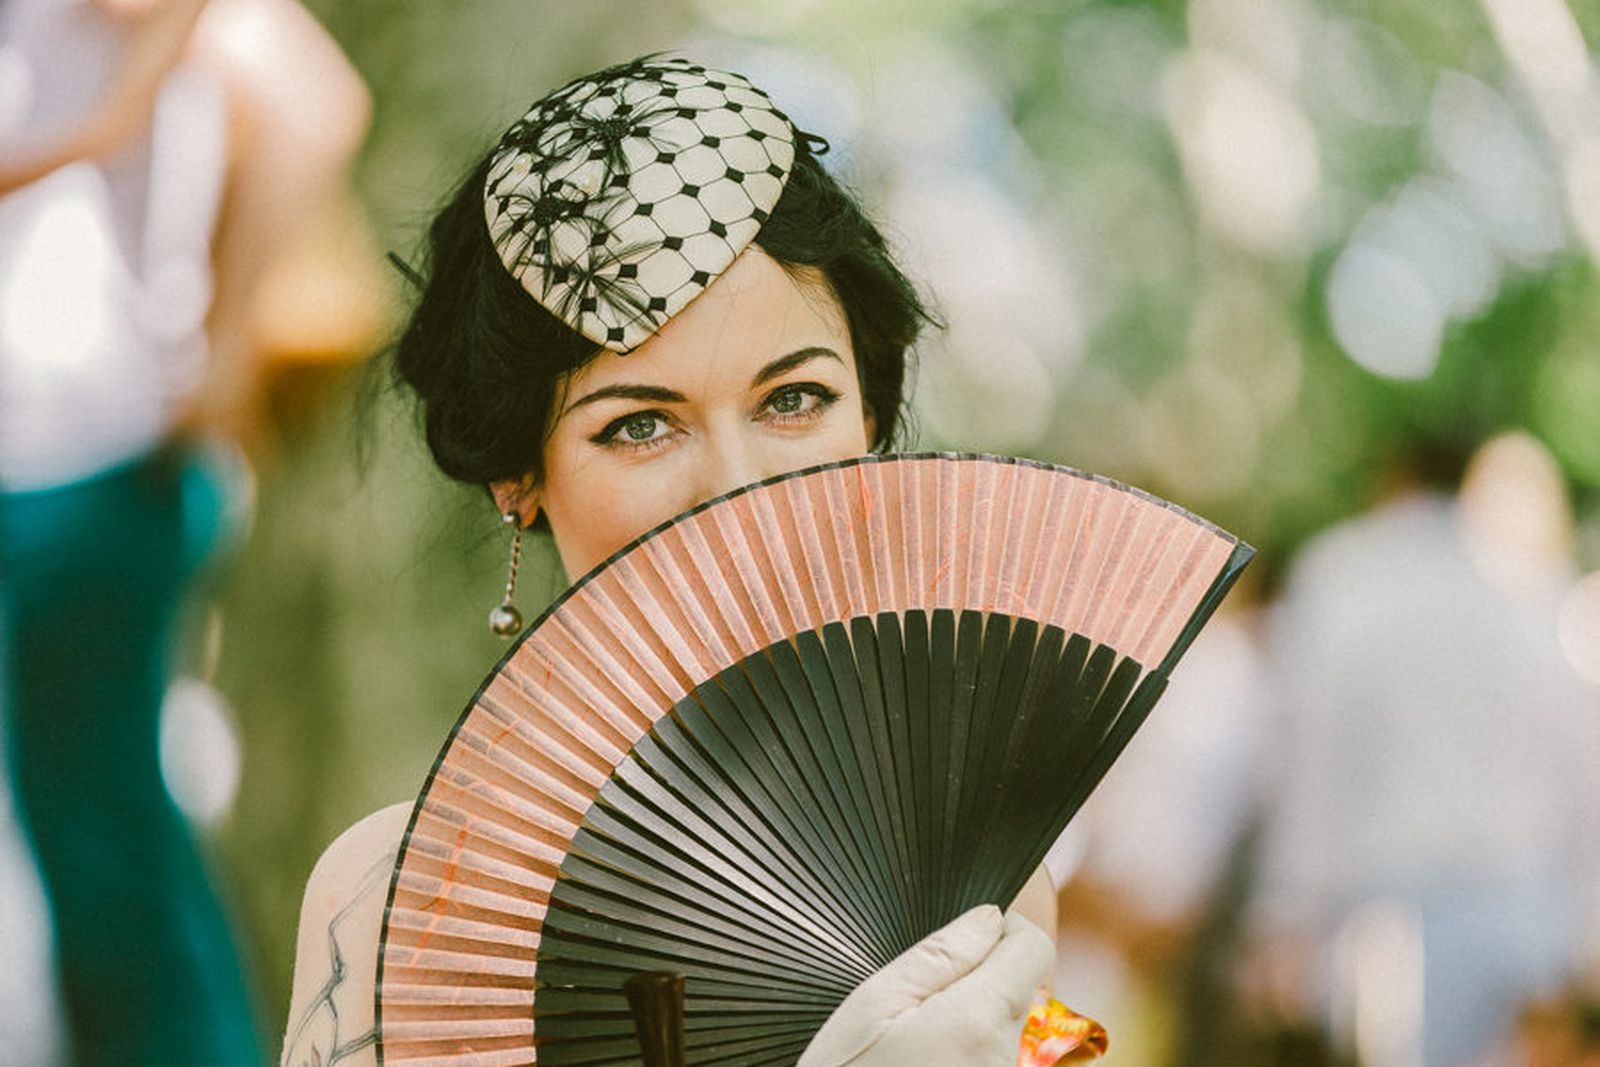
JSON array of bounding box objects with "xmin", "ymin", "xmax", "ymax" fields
[{"xmin": 484, "ymin": 56, "xmax": 798, "ymax": 353}]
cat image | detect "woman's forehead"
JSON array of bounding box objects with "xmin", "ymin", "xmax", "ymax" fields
[{"xmin": 558, "ymin": 247, "xmax": 854, "ymax": 399}]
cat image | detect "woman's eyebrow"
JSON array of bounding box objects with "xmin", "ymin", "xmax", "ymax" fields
[
  {"xmin": 560, "ymin": 347, "xmax": 842, "ymax": 417},
  {"xmin": 751, "ymin": 346, "xmax": 842, "ymax": 387},
  {"xmin": 562, "ymin": 383, "xmax": 687, "ymax": 417}
]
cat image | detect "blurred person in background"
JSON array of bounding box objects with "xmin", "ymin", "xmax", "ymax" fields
[
  {"xmin": 0, "ymin": 0, "xmax": 370, "ymax": 1061},
  {"xmin": 1248, "ymin": 432, "xmax": 1600, "ymax": 1067}
]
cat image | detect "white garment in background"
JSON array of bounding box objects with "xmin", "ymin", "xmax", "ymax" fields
[
  {"xmin": 1256, "ymin": 493, "xmax": 1600, "ymax": 1067},
  {"xmin": 0, "ymin": 0, "xmax": 227, "ymax": 489},
  {"xmin": 1072, "ymin": 612, "xmax": 1276, "ymax": 924}
]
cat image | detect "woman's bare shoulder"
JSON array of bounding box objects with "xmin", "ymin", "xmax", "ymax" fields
[
  {"xmin": 280, "ymin": 802, "xmax": 412, "ymax": 1067},
  {"xmin": 299, "ymin": 802, "xmax": 412, "ymax": 922}
]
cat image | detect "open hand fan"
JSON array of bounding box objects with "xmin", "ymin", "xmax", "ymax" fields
[{"xmin": 376, "ymin": 453, "xmax": 1252, "ymax": 1066}]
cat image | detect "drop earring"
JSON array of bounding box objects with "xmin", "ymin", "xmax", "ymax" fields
[{"xmin": 489, "ymin": 511, "xmax": 524, "ymax": 637}]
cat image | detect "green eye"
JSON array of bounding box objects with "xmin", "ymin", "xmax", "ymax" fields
[
  {"xmin": 623, "ymin": 415, "xmax": 658, "ymax": 440},
  {"xmin": 770, "ymin": 388, "xmax": 804, "ymax": 413},
  {"xmin": 590, "ymin": 410, "xmax": 678, "ymax": 450}
]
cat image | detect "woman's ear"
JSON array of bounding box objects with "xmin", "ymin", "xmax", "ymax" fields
[{"xmin": 490, "ymin": 475, "xmax": 540, "ymax": 526}]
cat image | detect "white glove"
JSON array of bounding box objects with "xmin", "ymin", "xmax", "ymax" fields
[{"xmin": 797, "ymin": 905, "xmax": 1053, "ymax": 1067}]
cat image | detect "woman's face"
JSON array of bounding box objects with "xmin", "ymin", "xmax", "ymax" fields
[{"xmin": 496, "ymin": 247, "xmax": 874, "ymax": 579}]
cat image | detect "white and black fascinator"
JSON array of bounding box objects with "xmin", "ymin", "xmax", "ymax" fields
[{"xmin": 484, "ymin": 56, "xmax": 797, "ymax": 353}]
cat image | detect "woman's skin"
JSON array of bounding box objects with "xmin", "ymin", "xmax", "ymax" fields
[{"xmin": 280, "ymin": 245, "xmax": 1056, "ymax": 1065}]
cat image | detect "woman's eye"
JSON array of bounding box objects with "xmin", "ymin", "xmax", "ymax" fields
[
  {"xmin": 763, "ymin": 383, "xmax": 839, "ymax": 420},
  {"xmin": 771, "ymin": 388, "xmax": 806, "ymax": 414},
  {"xmin": 621, "ymin": 414, "xmax": 661, "ymax": 441},
  {"xmin": 593, "ymin": 411, "xmax": 675, "ymax": 450}
]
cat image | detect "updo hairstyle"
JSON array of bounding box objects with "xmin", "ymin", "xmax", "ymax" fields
[{"xmin": 392, "ymin": 129, "xmax": 934, "ymax": 494}]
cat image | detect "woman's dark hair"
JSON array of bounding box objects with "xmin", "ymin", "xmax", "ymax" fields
[{"xmin": 393, "ymin": 130, "xmax": 933, "ymax": 492}]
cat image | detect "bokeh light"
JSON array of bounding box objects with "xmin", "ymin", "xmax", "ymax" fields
[
  {"xmin": 1559, "ymin": 571, "xmax": 1600, "ymax": 686},
  {"xmin": 1166, "ymin": 50, "xmax": 1322, "ymax": 257},
  {"xmin": 159, "ymin": 678, "xmax": 245, "ymax": 829},
  {"xmin": 1326, "ymin": 235, "xmax": 1445, "ymax": 379}
]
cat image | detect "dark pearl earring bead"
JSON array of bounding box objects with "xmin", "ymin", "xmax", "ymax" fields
[{"xmin": 489, "ymin": 603, "xmax": 524, "ymax": 637}]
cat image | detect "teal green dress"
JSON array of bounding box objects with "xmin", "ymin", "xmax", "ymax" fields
[{"xmin": 0, "ymin": 446, "xmax": 262, "ymax": 1066}]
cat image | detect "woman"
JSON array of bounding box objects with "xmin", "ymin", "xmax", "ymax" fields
[{"xmin": 281, "ymin": 56, "xmax": 1066, "ymax": 1067}]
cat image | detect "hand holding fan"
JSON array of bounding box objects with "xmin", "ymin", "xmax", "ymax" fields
[{"xmin": 376, "ymin": 453, "xmax": 1252, "ymax": 1065}]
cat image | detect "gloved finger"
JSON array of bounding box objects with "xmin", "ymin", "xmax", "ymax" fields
[
  {"xmin": 923, "ymin": 910, "xmax": 1055, "ymax": 1027},
  {"xmin": 812, "ymin": 912, "xmax": 1057, "ymax": 1067},
  {"xmin": 797, "ymin": 905, "xmax": 1005, "ymax": 1067}
]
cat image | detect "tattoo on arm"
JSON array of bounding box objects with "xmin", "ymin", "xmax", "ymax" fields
[{"xmin": 281, "ymin": 849, "xmax": 398, "ymax": 1066}]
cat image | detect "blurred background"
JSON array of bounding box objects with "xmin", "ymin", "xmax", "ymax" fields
[{"xmin": 3, "ymin": 0, "xmax": 1600, "ymax": 1064}]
